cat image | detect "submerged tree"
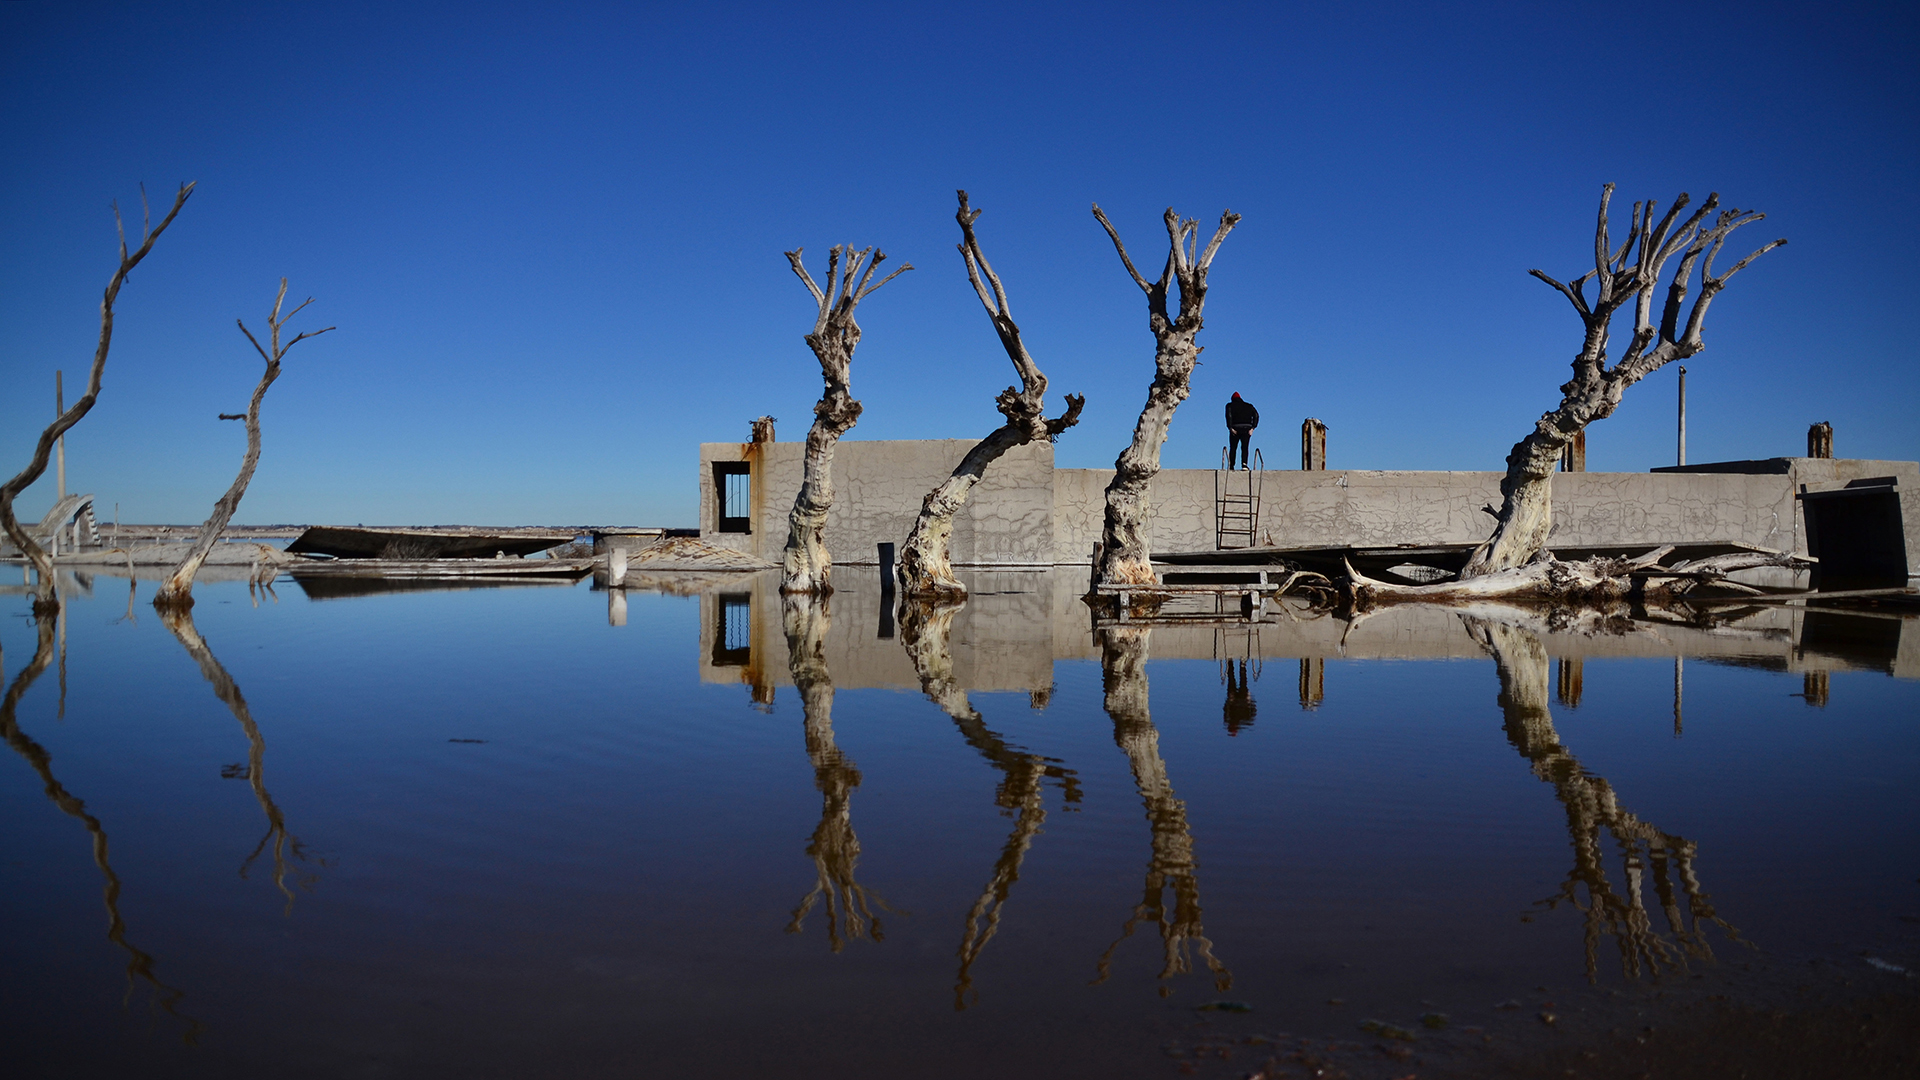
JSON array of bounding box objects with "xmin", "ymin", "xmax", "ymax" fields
[
  {"xmin": 781, "ymin": 594, "xmax": 888, "ymax": 949},
  {"xmin": 1, "ymin": 611, "xmax": 202, "ymax": 1041},
  {"xmin": 780, "ymin": 244, "xmax": 911, "ymax": 595},
  {"xmin": 1090, "ymin": 205, "xmax": 1240, "ymax": 587},
  {"xmin": 1461, "ymin": 186, "xmax": 1785, "ymax": 578},
  {"xmin": 154, "ymin": 280, "xmax": 333, "ymax": 609},
  {"xmin": 1465, "ymin": 613, "xmax": 1743, "ymax": 980},
  {"xmin": 896, "ymin": 599, "xmax": 1080, "ymax": 1008},
  {"xmin": 1091, "ymin": 625, "xmax": 1232, "ymax": 996},
  {"xmin": 896, "ymin": 192, "xmax": 1083, "ymax": 599},
  {"xmin": 158, "ymin": 607, "xmax": 321, "ymax": 912},
  {"xmin": 0, "ymin": 183, "xmax": 194, "ymax": 614}
]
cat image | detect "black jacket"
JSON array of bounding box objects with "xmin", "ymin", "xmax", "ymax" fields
[{"xmin": 1226, "ymin": 399, "xmax": 1259, "ymax": 428}]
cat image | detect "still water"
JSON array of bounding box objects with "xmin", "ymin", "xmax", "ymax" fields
[{"xmin": 4, "ymin": 569, "xmax": 1916, "ymax": 1078}]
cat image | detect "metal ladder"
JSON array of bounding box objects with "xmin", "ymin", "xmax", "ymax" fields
[{"xmin": 1215, "ymin": 447, "xmax": 1263, "ymax": 549}]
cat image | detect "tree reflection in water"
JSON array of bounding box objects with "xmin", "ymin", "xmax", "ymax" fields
[
  {"xmin": 1, "ymin": 610, "xmax": 202, "ymax": 1042},
  {"xmin": 160, "ymin": 608, "xmax": 322, "ymax": 913},
  {"xmin": 1464, "ymin": 613, "xmax": 1746, "ymax": 982},
  {"xmin": 897, "ymin": 599, "xmax": 1081, "ymax": 1010},
  {"xmin": 781, "ymin": 594, "xmax": 889, "ymax": 950},
  {"xmin": 1093, "ymin": 625, "xmax": 1232, "ymax": 997}
]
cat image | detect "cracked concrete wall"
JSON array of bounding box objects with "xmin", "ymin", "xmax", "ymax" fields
[
  {"xmin": 700, "ymin": 439, "xmax": 1056, "ymax": 567},
  {"xmin": 1052, "ymin": 462, "xmax": 1920, "ymax": 569},
  {"xmin": 703, "ymin": 440, "xmax": 1917, "ymax": 574},
  {"xmin": 688, "ymin": 568, "xmax": 1915, "ymax": 693}
]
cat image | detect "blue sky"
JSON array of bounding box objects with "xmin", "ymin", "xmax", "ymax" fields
[{"xmin": 3, "ymin": 1, "xmax": 1914, "ymax": 527}]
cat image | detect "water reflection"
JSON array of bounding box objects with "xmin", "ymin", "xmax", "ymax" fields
[
  {"xmin": 0, "ymin": 611, "xmax": 202, "ymax": 1042},
  {"xmin": 781, "ymin": 594, "xmax": 889, "ymax": 950},
  {"xmin": 1093, "ymin": 625, "xmax": 1232, "ymax": 997},
  {"xmin": 1464, "ymin": 612, "xmax": 1746, "ymax": 981},
  {"xmin": 158, "ymin": 608, "xmax": 322, "ymax": 912},
  {"xmin": 897, "ymin": 599, "xmax": 1081, "ymax": 1010}
]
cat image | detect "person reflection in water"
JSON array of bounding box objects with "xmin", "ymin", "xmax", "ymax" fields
[
  {"xmin": 1465, "ymin": 614, "xmax": 1745, "ymax": 981},
  {"xmin": 1093, "ymin": 626, "xmax": 1232, "ymax": 997},
  {"xmin": 781, "ymin": 594, "xmax": 888, "ymax": 951},
  {"xmin": 2, "ymin": 607, "xmax": 202, "ymax": 1043},
  {"xmin": 897, "ymin": 599, "xmax": 1081, "ymax": 1010},
  {"xmin": 1222, "ymin": 658, "xmax": 1256, "ymax": 736}
]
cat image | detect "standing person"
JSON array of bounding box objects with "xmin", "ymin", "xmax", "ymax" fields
[{"xmin": 1225, "ymin": 392, "xmax": 1259, "ymax": 469}]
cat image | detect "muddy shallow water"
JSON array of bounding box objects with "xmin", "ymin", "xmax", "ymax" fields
[{"xmin": 3, "ymin": 568, "xmax": 1916, "ymax": 1078}]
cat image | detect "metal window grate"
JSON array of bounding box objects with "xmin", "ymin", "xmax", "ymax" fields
[
  {"xmin": 711, "ymin": 593, "xmax": 752, "ymax": 666},
  {"xmin": 713, "ymin": 462, "xmax": 752, "ymax": 533}
]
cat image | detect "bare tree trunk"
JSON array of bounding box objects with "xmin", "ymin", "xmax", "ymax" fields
[
  {"xmin": 1465, "ymin": 614, "xmax": 1742, "ymax": 980},
  {"xmin": 897, "ymin": 192, "xmax": 1083, "ymax": 599},
  {"xmin": 158, "ymin": 607, "xmax": 318, "ymax": 912},
  {"xmin": 1347, "ymin": 546, "xmax": 1807, "ymax": 610},
  {"xmin": 1, "ymin": 610, "xmax": 203, "ymax": 1041},
  {"xmin": 781, "ymin": 594, "xmax": 887, "ymax": 948},
  {"xmin": 780, "ymin": 245, "xmax": 912, "ymax": 595},
  {"xmin": 1091, "ymin": 625, "xmax": 1232, "ymax": 994},
  {"xmin": 896, "ymin": 598, "xmax": 1080, "ymax": 1008},
  {"xmin": 1090, "ymin": 206, "xmax": 1240, "ymax": 587},
  {"xmin": 1462, "ymin": 186, "xmax": 1785, "ymax": 578},
  {"xmin": 0, "ymin": 183, "xmax": 194, "ymax": 614},
  {"xmin": 155, "ymin": 280, "xmax": 331, "ymax": 609}
]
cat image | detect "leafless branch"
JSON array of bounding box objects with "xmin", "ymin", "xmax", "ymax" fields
[
  {"xmin": 1091, "ymin": 203, "xmax": 1153, "ymax": 294},
  {"xmin": 0, "ymin": 181, "xmax": 194, "ymax": 612}
]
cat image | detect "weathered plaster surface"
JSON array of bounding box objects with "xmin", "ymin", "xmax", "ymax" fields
[
  {"xmin": 701, "ymin": 439, "xmax": 1053, "ymax": 567},
  {"xmin": 704, "ymin": 443, "xmax": 1918, "ymax": 574},
  {"xmin": 693, "ymin": 568, "xmax": 1916, "ymax": 689}
]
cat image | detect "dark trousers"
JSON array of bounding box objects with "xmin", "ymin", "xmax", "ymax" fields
[{"xmin": 1228, "ymin": 426, "xmax": 1254, "ymax": 468}]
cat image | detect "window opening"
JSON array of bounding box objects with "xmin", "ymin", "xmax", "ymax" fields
[{"xmin": 713, "ymin": 462, "xmax": 752, "ymax": 533}]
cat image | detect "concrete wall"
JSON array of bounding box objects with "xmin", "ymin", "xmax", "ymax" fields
[
  {"xmin": 1053, "ymin": 458, "xmax": 1920, "ymax": 567},
  {"xmin": 700, "ymin": 439, "xmax": 1055, "ymax": 567},
  {"xmin": 690, "ymin": 569, "xmax": 1919, "ymax": 695},
  {"xmin": 700, "ymin": 438, "xmax": 1918, "ymax": 574}
]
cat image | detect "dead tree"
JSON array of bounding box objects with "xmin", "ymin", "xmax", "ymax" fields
[
  {"xmin": 780, "ymin": 244, "xmax": 911, "ymax": 595},
  {"xmin": 896, "ymin": 599, "xmax": 1079, "ymax": 1008},
  {"xmin": 159, "ymin": 607, "xmax": 321, "ymax": 912},
  {"xmin": 0, "ymin": 183, "xmax": 194, "ymax": 614},
  {"xmin": 1465, "ymin": 614, "xmax": 1743, "ymax": 981},
  {"xmin": 1, "ymin": 611, "xmax": 202, "ymax": 1042},
  {"xmin": 154, "ymin": 280, "xmax": 332, "ymax": 609},
  {"xmin": 896, "ymin": 192, "xmax": 1084, "ymax": 599},
  {"xmin": 1090, "ymin": 205, "xmax": 1240, "ymax": 587},
  {"xmin": 781, "ymin": 594, "xmax": 888, "ymax": 949},
  {"xmin": 1091, "ymin": 625, "xmax": 1232, "ymax": 996},
  {"xmin": 1461, "ymin": 186, "xmax": 1785, "ymax": 579}
]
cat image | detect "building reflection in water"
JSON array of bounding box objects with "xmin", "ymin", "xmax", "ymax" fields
[
  {"xmin": 781, "ymin": 594, "xmax": 888, "ymax": 950},
  {"xmin": 0, "ymin": 609, "xmax": 203, "ymax": 1043},
  {"xmin": 897, "ymin": 599, "xmax": 1080, "ymax": 1010},
  {"xmin": 1093, "ymin": 625, "xmax": 1232, "ymax": 998},
  {"xmin": 687, "ymin": 571, "xmax": 1913, "ymax": 988},
  {"xmin": 160, "ymin": 607, "xmax": 322, "ymax": 913},
  {"xmin": 1464, "ymin": 614, "xmax": 1746, "ymax": 982}
]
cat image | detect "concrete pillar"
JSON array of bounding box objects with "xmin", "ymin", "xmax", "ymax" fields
[
  {"xmin": 1556, "ymin": 657, "xmax": 1584, "ymax": 706},
  {"xmin": 55, "ymin": 370, "xmax": 65, "ymax": 501},
  {"xmin": 1673, "ymin": 657, "xmax": 1684, "ymax": 737},
  {"xmin": 1298, "ymin": 657, "xmax": 1324, "ymax": 709},
  {"xmin": 1802, "ymin": 670, "xmax": 1829, "ymax": 706},
  {"xmin": 1807, "ymin": 421, "xmax": 1833, "ymax": 459},
  {"xmin": 1300, "ymin": 418, "xmax": 1327, "ymax": 471},
  {"xmin": 1559, "ymin": 430, "xmax": 1586, "ymax": 472},
  {"xmin": 608, "ymin": 547, "xmax": 628, "ymax": 587},
  {"xmin": 1676, "ymin": 365, "xmax": 1687, "ymax": 467}
]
